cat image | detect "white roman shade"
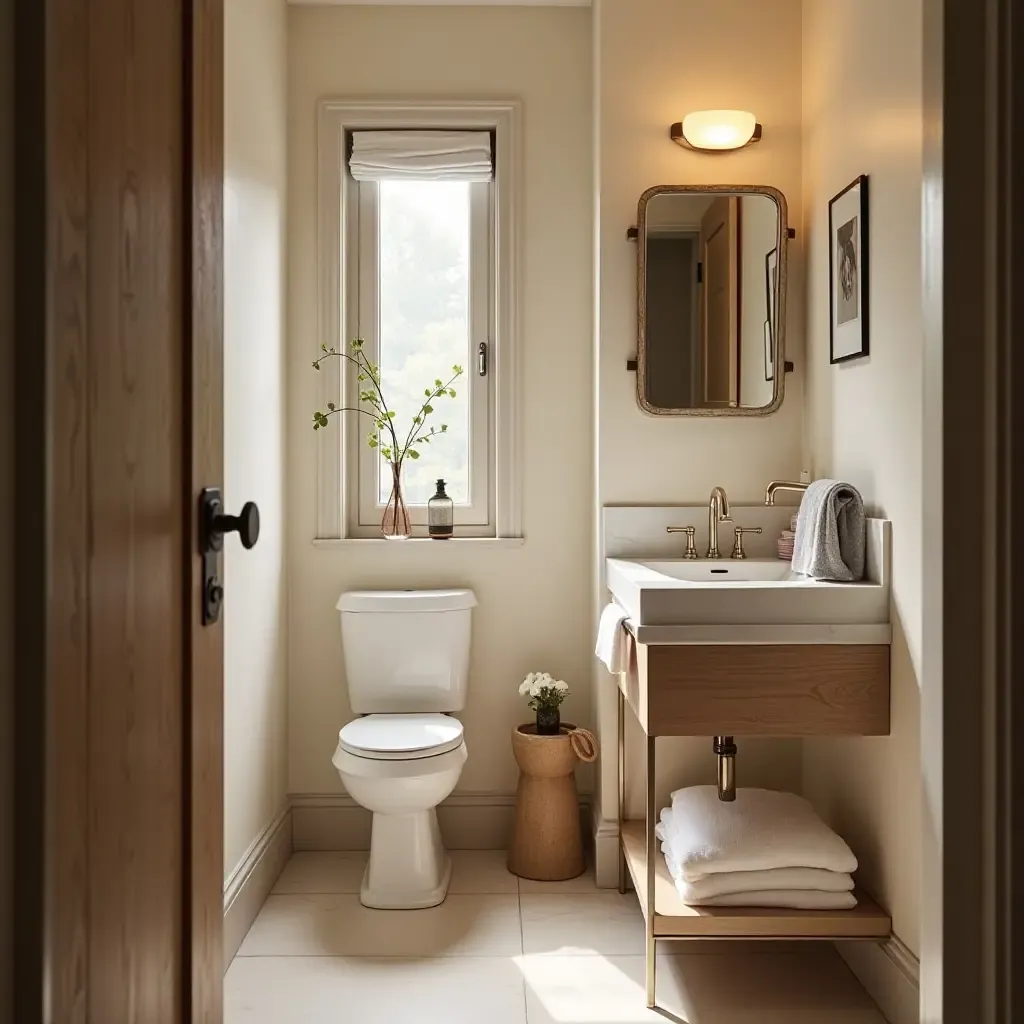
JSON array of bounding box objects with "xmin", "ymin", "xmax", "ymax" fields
[{"xmin": 348, "ymin": 130, "xmax": 493, "ymax": 182}]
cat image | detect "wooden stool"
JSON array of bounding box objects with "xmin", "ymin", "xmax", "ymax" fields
[{"xmin": 508, "ymin": 723, "xmax": 595, "ymax": 881}]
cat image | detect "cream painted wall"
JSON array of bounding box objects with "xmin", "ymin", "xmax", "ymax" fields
[
  {"xmin": 287, "ymin": 6, "xmax": 593, "ymax": 798},
  {"xmin": 801, "ymin": 0, "xmax": 923, "ymax": 957},
  {"xmin": 224, "ymin": 0, "xmax": 290, "ymax": 881},
  {"xmin": 739, "ymin": 195, "xmax": 779, "ymax": 409},
  {"xmin": 593, "ymin": 0, "xmax": 805, "ymax": 842},
  {"xmin": 596, "ymin": 0, "xmax": 805, "ymax": 508},
  {"xmin": 0, "ymin": 0, "xmax": 13, "ymax": 1010}
]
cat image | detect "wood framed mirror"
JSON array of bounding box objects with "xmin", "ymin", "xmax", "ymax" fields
[{"xmin": 636, "ymin": 184, "xmax": 789, "ymax": 416}]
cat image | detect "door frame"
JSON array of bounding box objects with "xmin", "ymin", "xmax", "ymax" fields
[
  {"xmin": 12, "ymin": 0, "xmax": 1024, "ymax": 1020},
  {"xmin": 922, "ymin": 0, "xmax": 1023, "ymax": 1020},
  {"xmin": 13, "ymin": 1, "xmax": 226, "ymax": 1021},
  {"xmin": 186, "ymin": 1, "xmax": 226, "ymax": 1020},
  {"xmin": 698, "ymin": 194, "xmax": 740, "ymax": 408}
]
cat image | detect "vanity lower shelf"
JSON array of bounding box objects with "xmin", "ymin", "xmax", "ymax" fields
[{"xmin": 620, "ymin": 821, "xmax": 891, "ymax": 939}]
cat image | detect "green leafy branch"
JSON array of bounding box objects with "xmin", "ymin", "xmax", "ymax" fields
[{"xmin": 312, "ymin": 338, "xmax": 463, "ymax": 470}]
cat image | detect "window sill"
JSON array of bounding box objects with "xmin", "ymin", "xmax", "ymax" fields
[{"xmin": 312, "ymin": 536, "xmax": 525, "ymax": 550}]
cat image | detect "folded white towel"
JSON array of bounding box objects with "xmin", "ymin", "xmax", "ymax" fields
[
  {"xmin": 657, "ymin": 786, "xmax": 858, "ymax": 880},
  {"xmin": 659, "ymin": 842, "xmax": 854, "ymax": 900},
  {"xmin": 595, "ymin": 602, "xmax": 631, "ymax": 674},
  {"xmin": 683, "ymin": 889, "xmax": 858, "ymax": 910}
]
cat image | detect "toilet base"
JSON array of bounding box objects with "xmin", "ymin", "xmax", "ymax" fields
[{"xmin": 360, "ymin": 807, "xmax": 452, "ymax": 910}]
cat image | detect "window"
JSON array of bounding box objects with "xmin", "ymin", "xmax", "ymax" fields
[
  {"xmin": 349, "ymin": 174, "xmax": 494, "ymax": 533},
  {"xmin": 315, "ymin": 102, "xmax": 522, "ymax": 542}
]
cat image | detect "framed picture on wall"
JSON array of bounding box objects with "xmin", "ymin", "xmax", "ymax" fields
[
  {"xmin": 765, "ymin": 247, "xmax": 778, "ymax": 347},
  {"xmin": 828, "ymin": 175, "xmax": 870, "ymax": 363},
  {"xmin": 763, "ymin": 319, "xmax": 774, "ymax": 382}
]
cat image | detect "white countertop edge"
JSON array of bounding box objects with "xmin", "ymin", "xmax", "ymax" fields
[
  {"xmin": 312, "ymin": 536, "xmax": 525, "ymax": 549},
  {"xmin": 628, "ymin": 622, "xmax": 893, "ymax": 646}
]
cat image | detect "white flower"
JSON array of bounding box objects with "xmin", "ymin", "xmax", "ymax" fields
[{"xmin": 519, "ymin": 670, "xmax": 569, "ymax": 705}]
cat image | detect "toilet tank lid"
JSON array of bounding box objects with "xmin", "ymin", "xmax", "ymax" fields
[{"xmin": 336, "ymin": 589, "xmax": 477, "ymax": 614}]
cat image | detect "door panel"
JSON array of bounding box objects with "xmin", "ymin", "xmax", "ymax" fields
[
  {"xmin": 700, "ymin": 196, "xmax": 739, "ymax": 407},
  {"xmin": 16, "ymin": 1, "xmax": 226, "ymax": 1020},
  {"xmin": 187, "ymin": 1, "xmax": 226, "ymax": 1019},
  {"xmin": 87, "ymin": 2, "xmax": 185, "ymax": 1019},
  {"xmin": 41, "ymin": 1, "xmax": 91, "ymax": 1020}
]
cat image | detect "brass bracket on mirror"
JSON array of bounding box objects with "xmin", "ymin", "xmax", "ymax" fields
[{"xmin": 635, "ymin": 184, "xmax": 790, "ymax": 417}]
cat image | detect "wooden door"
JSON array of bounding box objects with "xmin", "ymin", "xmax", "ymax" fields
[
  {"xmin": 699, "ymin": 196, "xmax": 739, "ymax": 407},
  {"xmin": 14, "ymin": 1, "xmax": 225, "ymax": 1022}
]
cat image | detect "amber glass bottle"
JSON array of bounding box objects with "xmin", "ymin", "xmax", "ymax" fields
[{"xmin": 427, "ymin": 479, "xmax": 454, "ymax": 539}]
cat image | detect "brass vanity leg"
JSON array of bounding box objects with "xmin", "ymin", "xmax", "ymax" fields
[
  {"xmin": 645, "ymin": 734, "xmax": 657, "ymax": 1008},
  {"xmin": 617, "ymin": 685, "xmax": 626, "ymax": 894}
]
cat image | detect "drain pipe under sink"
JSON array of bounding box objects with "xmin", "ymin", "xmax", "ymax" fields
[{"xmin": 714, "ymin": 736, "xmax": 737, "ymax": 801}]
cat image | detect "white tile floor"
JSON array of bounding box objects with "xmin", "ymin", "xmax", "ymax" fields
[{"xmin": 227, "ymin": 851, "xmax": 889, "ymax": 1024}]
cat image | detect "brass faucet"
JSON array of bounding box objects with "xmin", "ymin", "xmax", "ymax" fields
[
  {"xmin": 707, "ymin": 486, "xmax": 732, "ymax": 558},
  {"xmin": 764, "ymin": 480, "xmax": 810, "ymax": 506}
]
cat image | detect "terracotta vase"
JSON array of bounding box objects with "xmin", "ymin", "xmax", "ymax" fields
[
  {"xmin": 381, "ymin": 462, "xmax": 411, "ymax": 540},
  {"xmin": 507, "ymin": 723, "xmax": 585, "ymax": 881}
]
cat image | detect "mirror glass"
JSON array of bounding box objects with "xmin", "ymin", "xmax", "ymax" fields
[{"xmin": 638, "ymin": 187, "xmax": 786, "ymax": 415}]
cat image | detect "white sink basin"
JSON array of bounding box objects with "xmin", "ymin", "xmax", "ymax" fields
[
  {"xmin": 634, "ymin": 559, "xmax": 796, "ymax": 583},
  {"xmin": 606, "ymin": 557, "xmax": 889, "ymax": 627}
]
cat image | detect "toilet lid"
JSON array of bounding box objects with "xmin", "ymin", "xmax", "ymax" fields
[{"xmin": 338, "ymin": 713, "xmax": 465, "ymax": 760}]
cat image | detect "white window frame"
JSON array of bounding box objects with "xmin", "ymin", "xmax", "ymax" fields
[
  {"xmin": 315, "ymin": 100, "xmax": 523, "ymax": 541},
  {"xmin": 350, "ymin": 178, "xmax": 493, "ymax": 532}
]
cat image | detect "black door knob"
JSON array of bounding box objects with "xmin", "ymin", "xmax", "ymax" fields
[
  {"xmin": 214, "ymin": 501, "xmax": 260, "ymax": 549},
  {"xmin": 199, "ymin": 488, "xmax": 259, "ymax": 626}
]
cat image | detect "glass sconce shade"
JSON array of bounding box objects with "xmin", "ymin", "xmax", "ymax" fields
[{"xmin": 673, "ymin": 111, "xmax": 761, "ymax": 151}]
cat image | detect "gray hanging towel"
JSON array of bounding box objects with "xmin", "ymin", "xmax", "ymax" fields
[{"xmin": 791, "ymin": 479, "xmax": 865, "ymax": 581}]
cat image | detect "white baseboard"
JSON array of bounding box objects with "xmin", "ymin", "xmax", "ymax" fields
[
  {"xmin": 836, "ymin": 935, "xmax": 919, "ymax": 1024},
  {"xmin": 593, "ymin": 814, "xmax": 620, "ymax": 888},
  {"xmin": 291, "ymin": 792, "xmax": 518, "ymax": 851},
  {"xmin": 291, "ymin": 792, "xmax": 592, "ymax": 852},
  {"xmin": 223, "ymin": 803, "xmax": 292, "ymax": 968}
]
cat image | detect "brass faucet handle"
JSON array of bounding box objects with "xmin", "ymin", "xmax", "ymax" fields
[
  {"xmin": 730, "ymin": 526, "xmax": 763, "ymax": 560},
  {"xmin": 666, "ymin": 525, "xmax": 699, "ymax": 560}
]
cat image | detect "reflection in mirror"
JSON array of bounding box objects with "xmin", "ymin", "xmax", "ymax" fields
[{"xmin": 638, "ymin": 188, "xmax": 785, "ymax": 415}]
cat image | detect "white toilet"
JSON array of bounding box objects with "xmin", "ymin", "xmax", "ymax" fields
[{"xmin": 332, "ymin": 588, "xmax": 476, "ymax": 909}]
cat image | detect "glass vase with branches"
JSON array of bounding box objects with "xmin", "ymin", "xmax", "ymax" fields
[{"xmin": 313, "ymin": 338, "xmax": 464, "ymax": 538}]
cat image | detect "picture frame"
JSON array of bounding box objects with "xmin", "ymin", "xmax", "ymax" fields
[
  {"xmin": 763, "ymin": 319, "xmax": 774, "ymax": 382},
  {"xmin": 765, "ymin": 246, "xmax": 778, "ymax": 348},
  {"xmin": 828, "ymin": 175, "xmax": 870, "ymax": 363}
]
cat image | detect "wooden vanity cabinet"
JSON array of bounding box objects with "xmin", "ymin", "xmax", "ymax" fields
[{"xmin": 622, "ymin": 642, "xmax": 891, "ymax": 737}]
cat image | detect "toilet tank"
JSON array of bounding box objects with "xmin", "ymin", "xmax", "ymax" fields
[{"xmin": 336, "ymin": 589, "xmax": 477, "ymax": 714}]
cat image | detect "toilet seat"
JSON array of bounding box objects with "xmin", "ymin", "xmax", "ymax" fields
[{"xmin": 338, "ymin": 713, "xmax": 464, "ymax": 761}]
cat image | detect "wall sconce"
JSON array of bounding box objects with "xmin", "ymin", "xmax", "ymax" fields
[{"xmin": 670, "ymin": 110, "xmax": 762, "ymax": 152}]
